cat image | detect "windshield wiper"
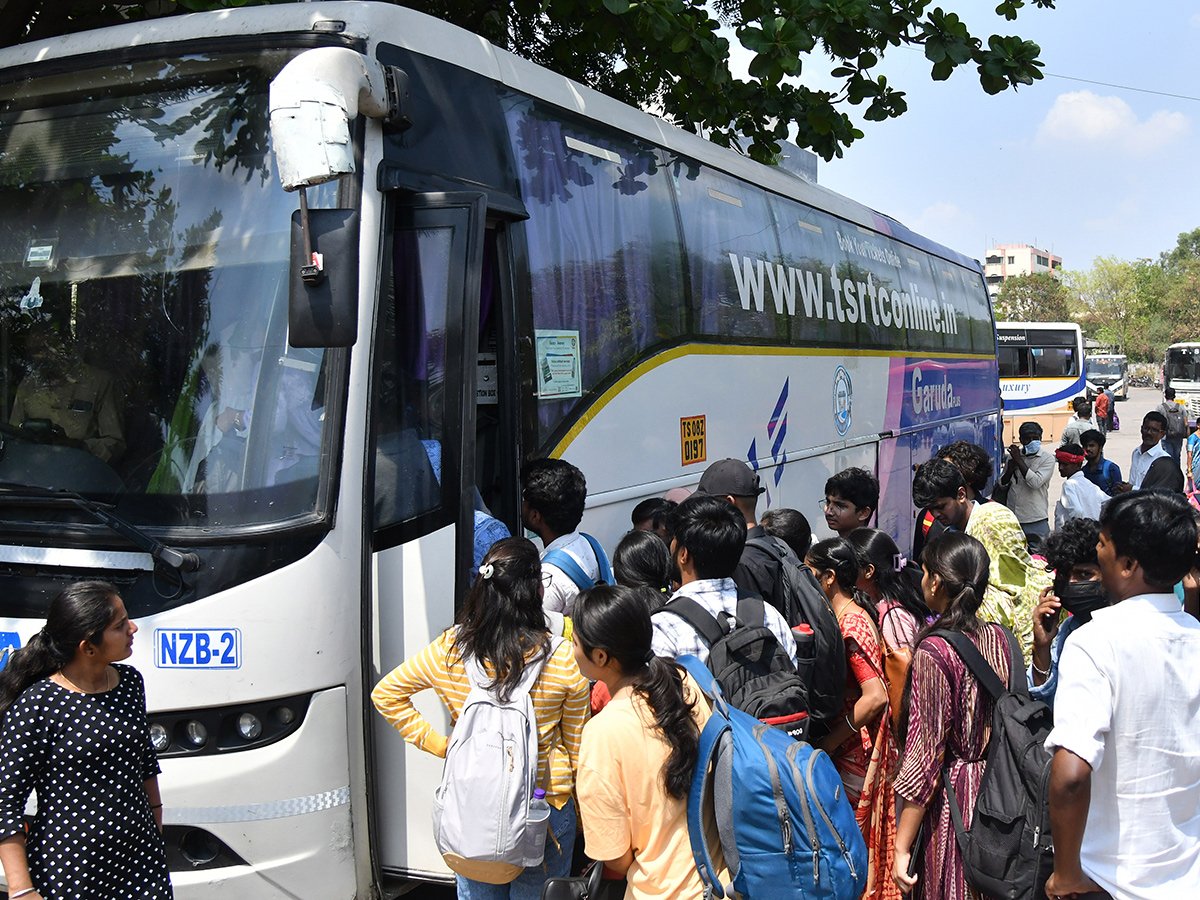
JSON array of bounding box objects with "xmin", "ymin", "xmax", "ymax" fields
[{"xmin": 0, "ymin": 482, "xmax": 200, "ymax": 572}]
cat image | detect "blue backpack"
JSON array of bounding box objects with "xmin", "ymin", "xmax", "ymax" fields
[
  {"xmin": 679, "ymin": 655, "xmax": 867, "ymax": 900},
  {"xmin": 541, "ymin": 533, "xmax": 613, "ymax": 589}
]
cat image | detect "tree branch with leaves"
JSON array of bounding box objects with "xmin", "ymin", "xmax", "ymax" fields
[{"xmin": 1, "ymin": 0, "xmax": 1054, "ymax": 162}]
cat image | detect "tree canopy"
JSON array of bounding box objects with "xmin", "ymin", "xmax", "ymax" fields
[
  {"xmin": 1061, "ymin": 230, "xmax": 1200, "ymax": 363},
  {"xmin": 1, "ymin": 0, "xmax": 1054, "ymax": 162},
  {"xmin": 994, "ymin": 272, "xmax": 1071, "ymax": 322}
]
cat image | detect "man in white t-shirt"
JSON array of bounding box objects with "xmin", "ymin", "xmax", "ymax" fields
[
  {"xmin": 521, "ymin": 458, "xmax": 607, "ymax": 616},
  {"xmin": 1045, "ymin": 491, "xmax": 1200, "ymax": 900}
]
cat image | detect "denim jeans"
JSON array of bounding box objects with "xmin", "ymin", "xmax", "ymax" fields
[{"xmin": 456, "ymin": 798, "xmax": 577, "ymax": 900}]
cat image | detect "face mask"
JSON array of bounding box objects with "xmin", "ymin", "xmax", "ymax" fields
[
  {"xmin": 1023, "ymin": 440, "xmax": 1042, "ymax": 456},
  {"xmin": 1057, "ymin": 579, "xmax": 1108, "ymax": 623}
]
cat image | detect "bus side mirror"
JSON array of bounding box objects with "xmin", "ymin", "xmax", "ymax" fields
[{"xmin": 289, "ymin": 208, "xmax": 359, "ymax": 348}]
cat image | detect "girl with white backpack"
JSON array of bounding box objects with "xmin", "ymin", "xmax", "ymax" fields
[{"xmin": 372, "ymin": 537, "xmax": 590, "ymax": 900}]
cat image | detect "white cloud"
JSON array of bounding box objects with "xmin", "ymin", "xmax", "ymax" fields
[
  {"xmin": 1036, "ymin": 90, "xmax": 1188, "ymax": 155},
  {"xmin": 1191, "ymin": 13, "xmax": 1200, "ymax": 28}
]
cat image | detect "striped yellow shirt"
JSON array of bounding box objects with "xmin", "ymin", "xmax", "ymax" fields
[{"xmin": 371, "ymin": 629, "xmax": 590, "ymax": 808}]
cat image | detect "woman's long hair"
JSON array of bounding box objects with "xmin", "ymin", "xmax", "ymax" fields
[
  {"xmin": 0, "ymin": 580, "xmax": 118, "ymax": 720},
  {"xmin": 454, "ymin": 537, "xmax": 549, "ymax": 702},
  {"xmin": 612, "ymin": 529, "xmax": 671, "ymax": 610},
  {"xmin": 572, "ymin": 585, "xmax": 698, "ymax": 800},
  {"xmin": 807, "ymin": 536, "xmax": 879, "ymax": 624},
  {"xmin": 898, "ymin": 532, "xmax": 990, "ymax": 747},
  {"xmin": 847, "ymin": 528, "xmax": 933, "ymax": 625},
  {"xmin": 912, "ymin": 532, "xmax": 989, "ymax": 644}
]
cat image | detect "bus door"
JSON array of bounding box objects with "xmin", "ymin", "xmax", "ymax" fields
[{"xmin": 367, "ymin": 192, "xmax": 486, "ymax": 880}]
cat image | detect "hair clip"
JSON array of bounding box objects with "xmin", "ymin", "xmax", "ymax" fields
[
  {"xmin": 893, "ymin": 553, "xmax": 908, "ymax": 572},
  {"xmin": 478, "ymin": 563, "xmax": 494, "ymax": 580}
]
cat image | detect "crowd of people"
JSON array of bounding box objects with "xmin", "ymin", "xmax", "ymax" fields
[
  {"xmin": 3, "ymin": 411, "xmax": 1199, "ymax": 900},
  {"xmin": 374, "ymin": 424, "xmax": 1200, "ymax": 900}
]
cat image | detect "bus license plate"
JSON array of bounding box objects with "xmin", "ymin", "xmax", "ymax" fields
[{"xmin": 154, "ymin": 628, "xmax": 241, "ymax": 669}]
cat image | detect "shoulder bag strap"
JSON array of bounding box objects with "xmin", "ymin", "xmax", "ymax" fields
[
  {"xmin": 688, "ymin": 713, "xmax": 733, "ymax": 897},
  {"xmin": 541, "ymin": 549, "xmax": 594, "ymax": 590},
  {"xmin": 660, "ymin": 597, "xmax": 727, "ymax": 648},
  {"xmin": 943, "ymin": 765, "xmax": 970, "ymax": 856},
  {"xmin": 1000, "ymin": 626, "xmax": 1028, "ymax": 694},
  {"xmin": 928, "ymin": 629, "xmax": 1008, "ymax": 700},
  {"xmin": 580, "ymin": 533, "xmax": 614, "ymax": 585}
]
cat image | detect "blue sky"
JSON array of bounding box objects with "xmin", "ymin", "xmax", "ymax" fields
[{"xmin": 729, "ymin": 1, "xmax": 1200, "ymax": 274}]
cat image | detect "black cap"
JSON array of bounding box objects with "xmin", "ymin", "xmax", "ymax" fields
[{"xmin": 697, "ymin": 458, "xmax": 765, "ymax": 497}]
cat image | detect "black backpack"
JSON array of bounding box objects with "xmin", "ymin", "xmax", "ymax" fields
[
  {"xmin": 1162, "ymin": 401, "xmax": 1189, "ymax": 439},
  {"xmin": 932, "ymin": 628, "xmax": 1054, "ymax": 900},
  {"xmin": 745, "ymin": 535, "xmax": 846, "ymax": 730},
  {"xmin": 660, "ymin": 593, "xmax": 811, "ymax": 740}
]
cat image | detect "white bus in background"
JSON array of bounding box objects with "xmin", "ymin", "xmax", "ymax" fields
[
  {"xmin": 0, "ymin": 4, "xmax": 999, "ymax": 897},
  {"xmin": 996, "ymin": 321, "xmax": 1086, "ymax": 442},
  {"xmin": 1164, "ymin": 342, "xmax": 1200, "ymax": 419},
  {"xmin": 1085, "ymin": 352, "xmax": 1128, "ymax": 400}
]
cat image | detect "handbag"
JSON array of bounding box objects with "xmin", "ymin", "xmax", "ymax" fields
[
  {"xmin": 540, "ymin": 861, "xmax": 603, "ymax": 900},
  {"xmin": 880, "ymin": 607, "xmax": 913, "ymax": 728}
]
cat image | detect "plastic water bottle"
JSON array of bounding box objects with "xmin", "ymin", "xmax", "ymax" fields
[{"xmin": 527, "ymin": 788, "xmax": 551, "ymax": 862}]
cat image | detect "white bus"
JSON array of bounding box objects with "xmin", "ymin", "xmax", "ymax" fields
[
  {"xmin": 996, "ymin": 321, "xmax": 1086, "ymax": 440},
  {"xmin": 1164, "ymin": 342, "xmax": 1200, "ymax": 418},
  {"xmin": 0, "ymin": 4, "xmax": 999, "ymax": 897},
  {"xmin": 1085, "ymin": 352, "xmax": 1128, "ymax": 400}
]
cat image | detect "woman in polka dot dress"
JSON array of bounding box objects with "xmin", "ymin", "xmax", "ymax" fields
[{"xmin": 0, "ymin": 580, "xmax": 172, "ymax": 900}]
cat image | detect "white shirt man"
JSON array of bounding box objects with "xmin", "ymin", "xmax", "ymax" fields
[
  {"xmin": 540, "ymin": 532, "xmax": 602, "ymax": 616},
  {"xmin": 1044, "ymin": 492, "xmax": 1200, "ymax": 900},
  {"xmin": 1127, "ymin": 414, "xmax": 1170, "ymax": 490},
  {"xmin": 1046, "ymin": 594, "xmax": 1200, "ymax": 897},
  {"xmin": 1128, "ymin": 442, "xmax": 1169, "ymax": 489},
  {"xmin": 1054, "ymin": 471, "xmax": 1108, "ymax": 527},
  {"xmin": 1054, "ymin": 446, "xmax": 1109, "ymax": 527}
]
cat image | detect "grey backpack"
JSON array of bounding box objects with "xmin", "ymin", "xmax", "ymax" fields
[{"xmin": 432, "ymin": 638, "xmax": 561, "ymax": 883}]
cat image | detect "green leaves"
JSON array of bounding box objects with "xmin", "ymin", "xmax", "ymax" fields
[
  {"xmin": 975, "ymin": 34, "xmax": 1044, "ymax": 93},
  {"xmin": 0, "ymin": 0, "xmax": 1052, "ymax": 166}
]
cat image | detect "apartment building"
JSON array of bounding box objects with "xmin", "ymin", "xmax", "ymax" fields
[{"xmin": 983, "ymin": 243, "xmax": 1062, "ymax": 297}]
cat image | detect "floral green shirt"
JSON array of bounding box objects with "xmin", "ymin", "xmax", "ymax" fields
[{"xmin": 965, "ymin": 501, "xmax": 1051, "ymax": 664}]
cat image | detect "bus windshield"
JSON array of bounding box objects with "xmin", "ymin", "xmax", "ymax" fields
[
  {"xmin": 1167, "ymin": 346, "xmax": 1200, "ymax": 384},
  {"xmin": 0, "ymin": 51, "xmax": 339, "ymax": 531},
  {"xmin": 1087, "ymin": 358, "xmax": 1123, "ymax": 377}
]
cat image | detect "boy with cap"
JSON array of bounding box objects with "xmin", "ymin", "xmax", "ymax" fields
[{"xmin": 696, "ymin": 458, "xmax": 788, "ymax": 618}]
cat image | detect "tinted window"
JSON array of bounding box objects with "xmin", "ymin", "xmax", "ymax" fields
[
  {"xmin": 502, "ymin": 94, "xmax": 685, "ymax": 445},
  {"xmin": 674, "ymin": 167, "xmax": 785, "ymax": 341}
]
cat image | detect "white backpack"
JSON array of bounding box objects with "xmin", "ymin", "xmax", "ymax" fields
[{"xmin": 432, "ymin": 638, "xmax": 561, "ymax": 883}]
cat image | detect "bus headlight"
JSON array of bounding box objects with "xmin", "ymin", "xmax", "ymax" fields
[
  {"xmin": 150, "ymin": 722, "xmax": 170, "ymax": 752},
  {"xmin": 146, "ymin": 692, "xmax": 312, "ymax": 757},
  {"xmin": 184, "ymin": 720, "xmax": 209, "ymax": 747},
  {"xmin": 236, "ymin": 712, "xmax": 262, "ymax": 740}
]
